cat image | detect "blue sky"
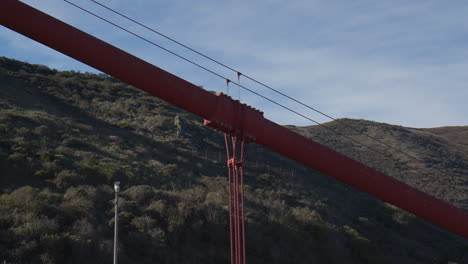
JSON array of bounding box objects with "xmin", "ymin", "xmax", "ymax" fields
[{"xmin": 1, "ymin": 0, "xmax": 467, "ymax": 128}]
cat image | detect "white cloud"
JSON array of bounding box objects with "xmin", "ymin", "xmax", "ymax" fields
[{"xmin": 1, "ymin": 0, "xmax": 467, "ymax": 128}]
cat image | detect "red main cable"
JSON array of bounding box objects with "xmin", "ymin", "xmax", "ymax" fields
[{"xmin": 88, "ymin": 0, "xmax": 429, "ymax": 169}]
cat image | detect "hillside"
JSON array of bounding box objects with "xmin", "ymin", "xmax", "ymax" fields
[
  {"xmin": 289, "ymin": 120, "xmax": 468, "ymax": 210},
  {"xmin": 0, "ymin": 57, "xmax": 467, "ymax": 263},
  {"xmin": 423, "ymin": 126, "xmax": 468, "ymax": 156}
]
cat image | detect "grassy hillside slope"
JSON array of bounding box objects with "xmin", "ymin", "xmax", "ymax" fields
[
  {"xmin": 0, "ymin": 57, "xmax": 466, "ymax": 263},
  {"xmin": 289, "ymin": 120, "xmax": 468, "ymax": 209}
]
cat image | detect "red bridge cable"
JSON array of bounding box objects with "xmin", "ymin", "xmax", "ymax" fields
[
  {"xmin": 85, "ymin": 0, "xmax": 452, "ymax": 185},
  {"xmin": 64, "ymin": 1, "xmax": 436, "ymax": 179},
  {"xmin": 240, "ymin": 141, "xmax": 246, "ymax": 264},
  {"xmin": 89, "ymin": 1, "xmax": 443, "ymax": 187},
  {"xmin": 225, "ymin": 136, "xmax": 247, "ymax": 264},
  {"xmin": 232, "ymin": 138, "xmax": 238, "ymax": 264},
  {"xmin": 224, "ymin": 134, "xmax": 235, "ymax": 264},
  {"xmin": 89, "ymin": 0, "xmax": 426, "ymax": 165}
]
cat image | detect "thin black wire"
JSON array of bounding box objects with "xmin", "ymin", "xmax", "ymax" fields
[
  {"xmin": 89, "ymin": 0, "xmax": 426, "ymax": 166},
  {"xmin": 63, "ymin": 0, "xmax": 228, "ymax": 83},
  {"xmin": 64, "ymin": 0, "xmax": 433, "ymax": 178}
]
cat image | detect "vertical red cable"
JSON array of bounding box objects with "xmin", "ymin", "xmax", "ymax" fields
[
  {"xmin": 224, "ymin": 135, "xmax": 247, "ymax": 264},
  {"xmin": 240, "ymin": 141, "xmax": 246, "ymax": 264},
  {"xmin": 224, "ymin": 134, "xmax": 235, "ymax": 264},
  {"xmin": 232, "ymin": 138, "xmax": 238, "ymax": 264}
]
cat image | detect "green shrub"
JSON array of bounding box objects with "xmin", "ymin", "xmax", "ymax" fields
[
  {"xmin": 146, "ymin": 200, "xmax": 166, "ymax": 217},
  {"xmin": 131, "ymin": 215, "xmax": 156, "ymax": 234},
  {"xmin": 53, "ymin": 170, "xmax": 84, "ymax": 189},
  {"xmin": 34, "ymin": 169, "xmax": 50, "ymax": 179},
  {"xmin": 11, "ymin": 216, "xmax": 58, "ymax": 239},
  {"xmin": 292, "ymin": 206, "xmax": 326, "ymax": 237},
  {"xmin": 33, "ymin": 125, "xmax": 49, "ymax": 136},
  {"xmin": 62, "ymin": 137, "xmax": 85, "ymax": 148},
  {"xmin": 98, "ymin": 160, "xmax": 132, "ymax": 182},
  {"xmin": 7, "ymin": 152, "xmax": 25, "ymax": 163},
  {"xmin": 61, "ymin": 186, "xmax": 97, "ymax": 218},
  {"xmin": 123, "ymin": 185, "xmax": 155, "ymax": 204},
  {"xmin": 0, "ymin": 186, "xmax": 45, "ymax": 214}
]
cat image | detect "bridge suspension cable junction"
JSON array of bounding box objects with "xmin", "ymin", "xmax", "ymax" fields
[{"xmin": 205, "ymin": 92, "xmax": 262, "ymax": 263}]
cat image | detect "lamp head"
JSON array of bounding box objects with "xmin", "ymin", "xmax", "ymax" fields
[{"xmin": 114, "ymin": 181, "xmax": 120, "ymax": 192}]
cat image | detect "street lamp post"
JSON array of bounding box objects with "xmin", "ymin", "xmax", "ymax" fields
[{"xmin": 113, "ymin": 182, "xmax": 120, "ymax": 264}]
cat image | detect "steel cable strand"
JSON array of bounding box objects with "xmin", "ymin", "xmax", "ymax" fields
[
  {"xmin": 224, "ymin": 134, "xmax": 235, "ymax": 264},
  {"xmin": 88, "ymin": 0, "xmax": 427, "ymax": 167},
  {"xmin": 65, "ymin": 0, "xmax": 443, "ymax": 192}
]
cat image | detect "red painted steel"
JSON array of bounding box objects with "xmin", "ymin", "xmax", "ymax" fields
[
  {"xmin": 225, "ymin": 136, "xmax": 235, "ymax": 264},
  {"xmin": 224, "ymin": 136, "xmax": 247, "ymax": 264},
  {"xmin": 1, "ymin": 0, "xmax": 467, "ymax": 238}
]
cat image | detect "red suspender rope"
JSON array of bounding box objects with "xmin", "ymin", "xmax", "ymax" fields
[
  {"xmin": 223, "ymin": 77, "xmax": 246, "ymax": 264},
  {"xmin": 205, "ymin": 84, "xmax": 262, "ymax": 263},
  {"xmin": 225, "ymin": 134, "xmax": 235, "ymax": 264},
  {"xmin": 237, "ymin": 72, "xmax": 247, "ymax": 264},
  {"xmin": 225, "ymin": 135, "xmax": 247, "ymax": 264},
  {"xmin": 240, "ymin": 141, "xmax": 246, "ymax": 264}
]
